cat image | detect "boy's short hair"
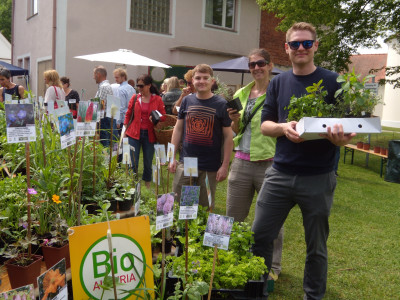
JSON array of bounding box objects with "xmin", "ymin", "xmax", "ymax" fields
[
  {"xmin": 192, "ymin": 64, "xmax": 214, "ymax": 77},
  {"xmin": 286, "ymin": 22, "xmax": 317, "ymax": 42}
]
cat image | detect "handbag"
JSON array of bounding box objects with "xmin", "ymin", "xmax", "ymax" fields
[{"xmin": 127, "ymin": 94, "xmax": 138, "ymax": 128}]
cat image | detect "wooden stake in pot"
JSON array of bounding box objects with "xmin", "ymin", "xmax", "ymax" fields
[
  {"xmin": 207, "ymin": 245, "xmax": 218, "ymax": 300},
  {"xmin": 76, "ymin": 136, "xmax": 86, "ymax": 226},
  {"xmin": 25, "ymin": 142, "xmax": 32, "ymax": 258}
]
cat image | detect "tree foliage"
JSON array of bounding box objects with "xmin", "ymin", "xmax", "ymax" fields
[
  {"xmin": 257, "ymin": 0, "xmax": 400, "ymax": 87},
  {"xmin": 0, "ymin": 0, "xmax": 12, "ymax": 42}
]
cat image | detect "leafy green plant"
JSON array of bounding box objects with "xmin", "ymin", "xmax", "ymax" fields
[
  {"xmin": 167, "ymin": 218, "xmax": 268, "ymax": 290},
  {"xmin": 286, "ymin": 79, "xmax": 335, "ymax": 121},
  {"xmin": 334, "ymin": 69, "xmax": 381, "ymax": 117}
]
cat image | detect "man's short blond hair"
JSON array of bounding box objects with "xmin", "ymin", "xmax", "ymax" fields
[
  {"xmin": 286, "ymin": 22, "xmax": 317, "ymax": 42},
  {"xmin": 113, "ymin": 68, "xmax": 128, "ymax": 81}
]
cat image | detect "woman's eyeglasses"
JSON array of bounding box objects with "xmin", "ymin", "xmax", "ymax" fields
[
  {"xmin": 248, "ymin": 60, "xmax": 269, "ymax": 69},
  {"xmin": 136, "ymin": 84, "xmax": 144, "ymax": 88},
  {"xmin": 287, "ymin": 40, "xmax": 315, "ymax": 50}
]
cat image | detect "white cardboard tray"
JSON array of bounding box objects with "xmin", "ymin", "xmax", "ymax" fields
[{"xmin": 296, "ymin": 117, "xmax": 382, "ymax": 140}]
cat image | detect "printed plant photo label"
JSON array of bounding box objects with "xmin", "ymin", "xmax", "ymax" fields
[
  {"xmin": 156, "ymin": 193, "xmax": 175, "ymax": 230},
  {"xmin": 203, "ymin": 213, "xmax": 234, "ymax": 250},
  {"xmin": 179, "ymin": 185, "xmax": 200, "ymax": 220}
]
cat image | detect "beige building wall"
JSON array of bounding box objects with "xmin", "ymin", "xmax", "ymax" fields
[
  {"xmin": 13, "ymin": 0, "xmax": 53, "ymax": 96},
  {"xmin": 382, "ymin": 40, "xmax": 400, "ymax": 128},
  {"xmin": 60, "ymin": 0, "xmax": 261, "ymax": 97}
]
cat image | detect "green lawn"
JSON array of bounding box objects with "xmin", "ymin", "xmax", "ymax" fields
[{"xmin": 147, "ymin": 127, "xmax": 400, "ymax": 299}]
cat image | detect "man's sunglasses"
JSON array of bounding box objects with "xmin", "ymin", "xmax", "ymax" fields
[
  {"xmin": 287, "ymin": 40, "xmax": 315, "ymax": 50},
  {"xmin": 136, "ymin": 84, "xmax": 144, "ymax": 88},
  {"xmin": 248, "ymin": 60, "xmax": 269, "ymax": 69}
]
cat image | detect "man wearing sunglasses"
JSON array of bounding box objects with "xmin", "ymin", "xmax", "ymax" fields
[{"xmin": 252, "ymin": 22, "xmax": 355, "ymax": 300}]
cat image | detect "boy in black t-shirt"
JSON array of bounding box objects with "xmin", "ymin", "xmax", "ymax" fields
[{"xmin": 168, "ymin": 64, "xmax": 233, "ymax": 209}]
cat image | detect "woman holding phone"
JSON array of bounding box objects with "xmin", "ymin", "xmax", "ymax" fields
[
  {"xmin": 124, "ymin": 74, "xmax": 166, "ymax": 188},
  {"xmin": 226, "ymin": 48, "xmax": 284, "ymax": 278}
]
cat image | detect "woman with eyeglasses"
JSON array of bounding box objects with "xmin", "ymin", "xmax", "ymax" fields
[
  {"xmin": 226, "ymin": 48, "xmax": 284, "ymax": 278},
  {"xmin": 124, "ymin": 74, "xmax": 166, "ymax": 188}
]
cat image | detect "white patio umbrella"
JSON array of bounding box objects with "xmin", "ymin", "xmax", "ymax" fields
[{"xmin": 74, "ymin": 49, "xmax": 171, "ymax": 68}]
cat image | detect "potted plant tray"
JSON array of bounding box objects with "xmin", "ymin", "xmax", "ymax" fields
[
  {"xmin": 211, "ymin": 277, "xmax": 274, "ymax": 299},
  {"xmin": 296, "ymin": 117, "xmax": 382, "ymax": 140}
]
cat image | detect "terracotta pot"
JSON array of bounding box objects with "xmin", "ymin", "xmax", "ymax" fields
[
  {"xmin": 363, "ymin": 143, "xmax": 370, "ymax": 150},
  {"xmin": 356, "ymin": 142, "xmax": 363, "ymax": 149},
  {"xmin": 42, "ymin": 243, "xmax": 70, "ymax": 269},
  {"xmin": 5, "ymin": 254, "xmax": 43, "ymax": 288},
  {"xmin": 373, "ymin": 146, "xmax": 381, "ymax": 153},
  {"xmin": 380, "ymin": 148, "xmax": 387, "ymax": 156}
]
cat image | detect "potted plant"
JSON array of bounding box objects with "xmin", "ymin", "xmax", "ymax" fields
[
  {"xmin": 2, "ymin": 228, "xmax": 42, "ymax": 289},
  {"xmin": 42, "ymin": 217, "xmax": 71, "ymax": 269},
  {"xmin": 286, "ymin": 71, "xmax": 382, "ymax": 139},
  {"xmin": 41, "ymin": 193, "xmax": 79, "ymax": 269}
]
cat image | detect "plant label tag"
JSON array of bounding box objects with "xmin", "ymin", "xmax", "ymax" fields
[
  {"xmin": 1, "ymin": 284, "xmax": 35, "ymax": 299},
  {"xmin": 4, "ymin": 93, "xmax": 12, "ymax": 103},
  {"xmin": 156, "ymin": 193, "xmax": 175, "ymax": 230},
  {"xmin": 37, "ymin": 259, "xmax": 68, "ymax": 299},
  {"xmin": 76, "ymin": 101, "xmax": 97, "ymax": 137},
  {"xmin": 122, "ymin": 138, "xmax": 131, "ymax": 165},
  {"xmin": 179, "ymin": 185, "xmax": 200, "ymax": 220},
  {"xmin": 56, "ymin": 101, "xmax": 70, "ymax": 116},
  {"xmin": 39, "ymin": 96, "xmax": 44, "ymax": 107},
  {"xmin": 154, "ymin": 144, "xmax": 167, "ymax": 164},
  {"xmin": 167, "ymin": 143, "xmax": 175, "ymax": 163},
  {"xmin": 134, "ymin": 182, "xmax": 141, "ymax": 216},
  {"xmin": 152, "ymin": 165, "xmax": 160, "ymax": 185},
  {"xmin": 106, "ymin": 95, "xmax": 121, "ymax": 119},
  {"xmin": 5, "ymin": 103, "xmax": 36, "ymax": 144},
  {"xmin": 47, "ymin": 100, "xmax": 55, "ymax": 116},
  {"xmin": 205, "ymin": 173, "xmax": 212, "ymax": 208},
  {"xmin": 203, "ymin": 213, "xmax": 234, "ymax": 250},
  {"xmin": 184, "ymin": 157, "xmax": 198, "ymax": 177},
  {"xmin": 58, "ymin": 112, "xmax": 76, "ymax": 149}
]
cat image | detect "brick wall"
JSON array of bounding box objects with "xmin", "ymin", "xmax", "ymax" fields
[{"xmin": 259, "ymin": 11, "xmax": 290, "ymax": 67}]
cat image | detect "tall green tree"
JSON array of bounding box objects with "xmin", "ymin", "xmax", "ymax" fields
[
  {"xmin": 0, "ymin": 0, "xmax": 12, "ymax": 42},
  {"xmin": 257, "ymin": 0, "xmax": 400, "ymax": 87}
]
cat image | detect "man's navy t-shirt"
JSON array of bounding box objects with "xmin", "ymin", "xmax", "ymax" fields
[
  {"xmin": 261, "ymin": 67, "xmax": 341, "ymax": 175},
  {"xmin": 178, "ymin": 94, "xmax": 231, "ymax": 172}
]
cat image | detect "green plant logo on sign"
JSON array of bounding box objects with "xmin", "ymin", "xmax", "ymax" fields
[{"xmin": 80, "ymin": 234, "xmax": 146, "ymax": 300}]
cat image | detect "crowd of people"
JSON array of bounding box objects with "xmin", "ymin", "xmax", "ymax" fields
[{"xmin": 0, "ymin": 21, "xmax": 354, "ymax": 300}]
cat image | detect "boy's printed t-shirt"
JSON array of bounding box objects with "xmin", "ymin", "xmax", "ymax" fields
[{"xmin": 178, "ymin": 94, "xmax": 231, "ymax": 172}]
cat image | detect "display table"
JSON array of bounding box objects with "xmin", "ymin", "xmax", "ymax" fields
[{"xmin": 344, "ymin": 144, "xmax": 388, "ymax": 177}]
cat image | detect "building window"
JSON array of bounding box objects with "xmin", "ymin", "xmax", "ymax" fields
[
  {"xmin": 130, "ymin": 0, "xmax": 170, "ymax": 34},
  {"xmin": 24, "ymin": 57, "xmax": 30, "ymax": 72},
  {"xmin": 27, "ymin": 0, "xmax": 38, "ymax": 19},
  {"xmin": 205, "ymin": 0, "xmax": 235, "ymax": 30}
]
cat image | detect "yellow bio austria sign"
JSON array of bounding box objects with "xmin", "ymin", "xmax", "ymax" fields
[{"xmin": 69, "ymin": 216, "xmax": 154, "ymax": 299}]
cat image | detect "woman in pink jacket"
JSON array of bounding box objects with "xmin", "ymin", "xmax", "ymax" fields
[{"xmin": 124, "ymin": 74, "xmax": 166, "ymax": 188}]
